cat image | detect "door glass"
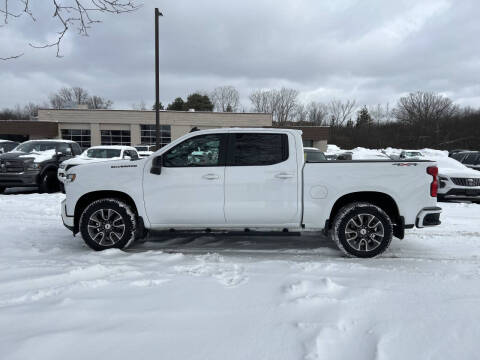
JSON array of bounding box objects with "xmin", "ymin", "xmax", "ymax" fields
[
  {"xmin": 231, "ymin": 133, "xmax": 288, "ymax": 166},
  {"xmin": 163, "ymin": 134, "xmax": 223, "ymax": 167}
]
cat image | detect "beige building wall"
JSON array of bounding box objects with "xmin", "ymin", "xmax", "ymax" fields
[
  {"xmin": 313, "ymin": 140, "xmax": 328, "ymax": 152},
  {"xmin": 39, "ymin": 109, "xmax": 273, "ymax": 147}
]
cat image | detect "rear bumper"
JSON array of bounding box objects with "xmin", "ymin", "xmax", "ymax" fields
[
  {"xmin": 416, "ymin": 207, "xmax": 442, "ymax": 228},
  {"xmin": 61, "ymin": 199, "xmax": 74, "ymax": 231},
  {"xmin": 0, "ymin": 172, "xmax": 39, "ymax": 187}
]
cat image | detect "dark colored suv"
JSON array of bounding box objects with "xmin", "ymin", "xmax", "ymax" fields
[{"xmin": 0, "ymin": 140, "xmax": 82, "ymax": 193}]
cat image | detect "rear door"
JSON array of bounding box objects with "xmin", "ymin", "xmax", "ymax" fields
[{"xmin": 224, "ymin": 131, "xmax": 300, "ymax": 226}]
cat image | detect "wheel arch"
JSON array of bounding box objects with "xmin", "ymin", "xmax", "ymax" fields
[
  {"xmin": 327, "ymin": 191, "xmax": 402, "ymax": 235},
  {"xmin": 74, "ymin": 190, "xmax": 139, "ymax": 233}
]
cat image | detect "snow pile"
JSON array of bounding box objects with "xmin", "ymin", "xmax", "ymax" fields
[{"xmin": 1, "ymin": 192, "xmax": 480, "ymax": 359}]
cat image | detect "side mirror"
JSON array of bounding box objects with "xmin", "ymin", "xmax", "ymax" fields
[
  {"xmin": 123, "ymin": 155, "xmax": 131, "ymax": 160},
  {"xmin": 150, "ymin": 156, "xmax": 162, "ymax": 175},
  {"xmin": 56, "ymin": 151, "xmax": 64, "ymax": 158}
]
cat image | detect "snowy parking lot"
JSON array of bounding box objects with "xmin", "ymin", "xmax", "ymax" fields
[{"xmin": 1, "ymin": 190, "xmax": 480, "ymax": 360}]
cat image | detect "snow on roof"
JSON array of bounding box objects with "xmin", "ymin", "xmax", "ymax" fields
[{"xmin": 87, "ymin": 145, "xmax": 137, "ymax": 150}]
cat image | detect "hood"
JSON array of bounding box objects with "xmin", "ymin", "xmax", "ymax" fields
[
  {"xmin": 439, "ymin": 167, "xmax": 480, "ymax": 178},
  {"xmin": 0, "ymin": 151, "xmax": 29, "ymax": 160},
  {"xmin": 18, "ymin": 149, "xmax": 56, "ymax": 163},
  {"xmin": 0, "ymin": 151, "xmax": 54, "ymax": 162},
  {"xmin": 63, "ymin": 156, "xmax": 122, "ymax": 166}
]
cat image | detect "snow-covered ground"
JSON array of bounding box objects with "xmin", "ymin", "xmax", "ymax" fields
[{"xmin": 1, "ymin": 190, "xmax": 480, "ymax": 360}]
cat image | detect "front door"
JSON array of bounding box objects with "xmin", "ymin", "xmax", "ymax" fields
[
  {"xmin": 224, "ymin": 132, "xmax": 299, "ymax": 226},
  {"xmin": 143, "ymin": 133, "xmax": 227, "ymax": 228}
]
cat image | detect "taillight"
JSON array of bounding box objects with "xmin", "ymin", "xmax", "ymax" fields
[{"xmin": 427, "ymin": 166, "xmax": 438, "ymax": 197}]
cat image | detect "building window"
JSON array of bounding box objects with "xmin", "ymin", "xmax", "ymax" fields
[
  {"xmin": 101, "ymin": 130, "xmax": 131, "ymax": 146},
  {"xmin": 61, "ymin": 129, "xmax": 91, "ymax": 149},
  {"xmin": 140, "ymin": 124, "xmax": 171, "ymax": 147}
]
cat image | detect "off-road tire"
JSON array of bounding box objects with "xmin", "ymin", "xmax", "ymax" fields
[
  {"xmin": 331, "ymin": 202, "xmax": 393, "ymax": 258},
  {"xmin": 79, "ymin": 198, "xmax": 137, "ymax": 251},
  {"xmin": 38, "ymin": 170, "xmax": 59, "ymax": 193}
]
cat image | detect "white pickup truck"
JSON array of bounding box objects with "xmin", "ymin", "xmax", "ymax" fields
[{"xmin": 61, "ymin": 128, "xmax": 441, "ymax": 258}]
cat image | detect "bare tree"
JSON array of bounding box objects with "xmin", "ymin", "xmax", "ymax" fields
[
  {"xmin": 249, "ymin": 87, "xmax": 298, "ymax": 124},
  {"xmin": 249, "ymin": 89, "xmax": 275, "ymax": 114},
  {"xmin": 368, "ymin": 103, "xmax": 393, "ymax": 125},
  {"xmin": 275, "ymin": 88, "xmax": 298, "ymax": 125},
  {"xmin": 211, "ymin": 86, "xmax": 240, "ymax": 112},
  {"xmin": 1, "ymin": 0, "xmax": 141, "ymax": 59},
  {"xmin": 328, "ymin": 99, "xmax": 356, "ymax": 126},
  {"xmin": 393, "ymin": 91, "xmax": 458, "ymax": 126},
  {"xmin": 306, "ymin": 101, "xmax": 329, "ymax": 125},
  {"xmin": 131, "ymin": 100, "xmax": 147, "ymax": 111},
  {"xmin": 88, "ymin": 95, "xmax": 112, "ymax": 109},
  {"xmin": 49, "ymin": 86, "xmax": 112, "ymax": 109}
]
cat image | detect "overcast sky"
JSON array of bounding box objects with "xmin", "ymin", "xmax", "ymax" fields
[{"xmin": 1, "ymin": 0, "xmax": 479, "ymax": 110}]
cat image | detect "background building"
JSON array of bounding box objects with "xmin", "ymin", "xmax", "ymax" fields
[{"xmin": 0, "ymin": 109, "xmax": 328, "ymax": 151}]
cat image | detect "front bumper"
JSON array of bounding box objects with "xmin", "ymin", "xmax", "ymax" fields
[
  {"xmin": 61, "ymin": 199, "xmax": 74, "ymax": 231},
  {"xmin": 0, "ymin": 171, "xmax": 40, "ymax": 187},
  {"xmin": 439, "ymin": 188, "xmax": 480, "ymax": 201},
  {"xmin": 416, "ymin": 207, "xmax": 442, "ymax": 228}
]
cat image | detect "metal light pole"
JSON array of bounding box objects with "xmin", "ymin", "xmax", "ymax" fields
[{"xmin": 155, "ymin": 8, "xmax": 163, "ymax": 150}]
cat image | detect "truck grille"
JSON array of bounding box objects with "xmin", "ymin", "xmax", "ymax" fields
[
  {"xmin": 0, "ymin": 160, "xmax": 24, "ymax": 173},
  {"xmin": 451, "ymin": 177, "xmax": 480, "ymax": 187}
]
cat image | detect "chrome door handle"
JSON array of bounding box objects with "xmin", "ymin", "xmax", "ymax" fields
[
  {"xmin": 275, "ymin": 172, "xmax": 294, "ymax": 179},
  {"xmin": 202, "ymin": 173, "xmax": 220, "ymax": 180}
]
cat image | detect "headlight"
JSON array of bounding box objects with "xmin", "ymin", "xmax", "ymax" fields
[
  {"xmin": 26, "ymin": 162, "xmax": 41, "ymax": 171},
  {"xmin": 66, "ymin": 173, "xmax": 76, "ymax": 182}
]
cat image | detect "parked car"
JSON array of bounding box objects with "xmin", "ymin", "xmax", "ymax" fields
[
  {"xmin": 450, "ymin": 151, "xmax": 471, "ymax": 163},
  {"xmin": 457, "ymin": 151, "xmax": 480, "ymax": 171},
  {"xmin": 435, "ymin": 156, "xmax": 480, "ymax": 202},
  {"xmin": 58, "ymin": 145, "xmax": 140, "ymax": 183},
  {"xmin": 448, "ymin": 149, "xmax": 470, "ymax": 157},
  {"xmin": 61, "ymin": 128, "xmax": 441, "ymax": 258},
  {"xmin": 399, "ymin": 150, "xmax": 424, "ymax": 160},
  {"xmin": 134, "ymin": 145, "xmax": 155, "ymax": 158},
  {"xmin": 0, "ymin": 139, "xmax": 81, "ymax": 193},
  {"xmin": 304, "ymin": 147, "xmax": 327, "ymax": 162},
  {"xmin": 0, "ymin": 140, "xmax": 20, "ymax": 154}
]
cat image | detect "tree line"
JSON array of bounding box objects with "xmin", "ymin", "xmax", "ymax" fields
[{"xmin": 2, "ymin": 85, "xmax": 480, "ymax": 150}]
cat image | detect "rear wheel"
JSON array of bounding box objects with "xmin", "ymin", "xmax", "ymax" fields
[
  {"xmin": 79, "ymin": 198, "xmax": 137, "ymax": 251},
  {"xmin": 331, "ymin": 202, "xmax": 393, "ymax": 258}
]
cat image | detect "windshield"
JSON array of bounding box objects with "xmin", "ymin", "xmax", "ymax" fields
[
  {"xmin": 14, "ymin": 141, "xmax": 58, "ymax": 153},
  {"xmin": 405, "ymin": 152, "xmax": 422, "ymax": 157},
  {"xmin": 305, "ymin": 150, "xmax": 326, "ymax": 162},
  {"xmin": 86, "ymin": 148, "xmax": 122, "ymax": 158}
]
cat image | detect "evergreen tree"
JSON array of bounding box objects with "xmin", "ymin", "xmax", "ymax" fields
[
  {"xmin": 184, "ymin": 93, "xmax": 214, "ymax": 111},
  {"xmin": 167, "ymin": 97, "xmax": 186, "ymax": 111},
  {"xmin": 151, "ymin": 102, "xmax": 164, "ymax": 110},
  {"xmin": 356, "ymin": 106, "xmax": 373, "ymax": 127},
  {"xmin": 226, "ymin": 104, "xmax": 233, "ymax": 112}
]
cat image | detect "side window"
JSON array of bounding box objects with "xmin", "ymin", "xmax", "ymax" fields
[
  {"xmin": 124, "ymin": 150, "xmax": 139, "ymax": 160},
  {"xmin": 229, "ymin": 133, "xmax": 288, "ymax": 166},
  {"xmin": 163, "ymin": 134, "xmax": 225, "ymax": 167},
  {"xmin": 463, "ymin": 154, "xmax": 477, "ymax": 165},
  {"xmin": 72, "ymin": 143, "xmax": 82, "ymax": 155},
  {"xmin": 57, "ymin": 143, "xmax": 72, "ymax": 155}
]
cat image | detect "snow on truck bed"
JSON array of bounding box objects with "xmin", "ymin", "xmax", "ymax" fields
[{"xmin": 1, "ymin": 192, "xmax": 480, "ymax": 360}]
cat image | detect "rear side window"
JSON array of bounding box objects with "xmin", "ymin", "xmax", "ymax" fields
[
  {"xmin": 229, "ymin": 133, "xmax": 288, "ymax": 166},
  {"xmin": 463, "ymin": 154, "xmax": 479, "ymax": 165},
  {"xmin": 72, "ymin": 143, "xmax": 82, "ymax": 155}
]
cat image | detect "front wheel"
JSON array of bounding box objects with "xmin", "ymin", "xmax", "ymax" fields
[
  {"xmin": 39, "ymin": 171, "xmax": 59, "ymax": 193},
  {"xmin": 79, "ymin": 198, "xmax": 137, "ymax": 251},
  {"xmin": 331, "ymin": 202, "xmax": 393, "ymax": 258}
]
